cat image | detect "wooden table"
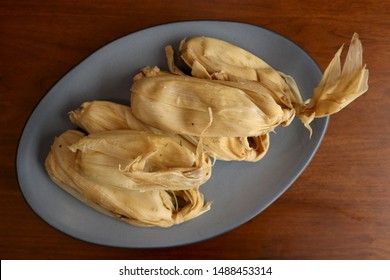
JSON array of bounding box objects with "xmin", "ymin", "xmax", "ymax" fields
[{"xmin": 1, "ymin": 0, "xmax": 389, "ymax": 260}]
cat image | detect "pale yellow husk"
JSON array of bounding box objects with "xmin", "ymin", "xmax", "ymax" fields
[
  {"xmin": 68, "ymin": 129, "xmax": 211, "ymax": 191},
  {"xmin": 131, "ymin": 42, "xmax": 299, "ymax": 139},
  {"xmin": 69, "ymin": 100, "xmax": 151, "ymax": 133},
  {"xmin": 45, "ymin": 130, "xmax": 210, "ymax": 227},
  {"xmin": 70, "ymin": 100, "xmax": 270, "ymax": 162},
  {"xmin": 297, "ymin": 33, "xmax": 369, "ymax": 133},
  {"xmin": 178, "ymin": 36, "xmax": 303, "ymax": 106},
  {"xmin": 131, "ymin": 33, "xmax": 368, "ymax": 154},
  {"xmin": 131, "ymin": 73, "xmax": 291, "ymax": 137},
  {"xmin": 183, "ymin": 133, "xmax": 270, "ymax": 162},
  {"xmin": 69, "ymin": 100, "xmax": 180, "ymax": 138},
  {"xmin": 175, "ymin": 34, "xmax": 368, "ymax": 134}
]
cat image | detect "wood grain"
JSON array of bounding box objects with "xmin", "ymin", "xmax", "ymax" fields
[{"xmin": 1, "ymin": 0, "xmax": 389, "ymax": 259}]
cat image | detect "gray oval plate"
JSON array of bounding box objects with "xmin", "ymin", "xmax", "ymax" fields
[{"xmin": 16, "ymin": 21, "xmax": 328, "ymax": 248}]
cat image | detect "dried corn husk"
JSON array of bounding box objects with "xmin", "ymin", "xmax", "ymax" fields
[
  {"xmin": 179, "ymin": 36, "xmax": 281, "ymax": 82},
  {"xmin": 45, "ymin": 130, "xmax": 210, "ymax": 227},
  {"xmin": 166, "ymin": 47, "xmax": 297, "ymax": 126},
  {"xmin": 131, "ymin": 74, "xmax": 289, "ymax": 137},
  {"xmin": 69, "ymin": 100, "xmax": 151, "ymax": 133},
  {"xmin": 67, "ymin": 129, "xmax": 211, "ymax": 191},
  {"xmin": 71, "ymin": 100, "xmax": 270, "ymax": 161},
  {"xmin": 209, "ymin": 134, "xmax": 269, "ymax": 162},
  {"xmin": 178, "ymin": 35, "xmax": 368, "ymax": 134},
  {"xmin": 178, "ymin": 37, "xmax": 303, "ymax": 106},
  {"xmin": 297, "ymin": 33, "xmax": 369, "ymax": 133},
  {"xmin": 184, "ymin": 134, "xmax": 270, "ymax": 162}
]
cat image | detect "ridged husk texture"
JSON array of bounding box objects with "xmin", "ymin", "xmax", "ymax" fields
[
  {"xmin": 45, "ymin": 130, "xmax": 210, "ymax": 227},
  {"xmin": 176, "ymin": 35, "xmax": 368, "ymax": 135},
  {"xmin": 71, "ymin": 100, "xmax": 269, "ymax": 162}
]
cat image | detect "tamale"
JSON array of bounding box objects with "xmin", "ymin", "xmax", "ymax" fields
[
  {"xmin": 71, "ymin": 100, "xmax": 270, "ymax": 162},
  {"xmin": 67, "ymin": 130, "xmax": 212, "ymax": 191},
  {"xmin": 45, "ymin": 130, "xmax": 211, "ymax": 227}
]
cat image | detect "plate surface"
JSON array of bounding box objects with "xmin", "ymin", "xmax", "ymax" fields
[{"xmin": 16, "ymin": 21, "xmax": 328, "ymax": 248}]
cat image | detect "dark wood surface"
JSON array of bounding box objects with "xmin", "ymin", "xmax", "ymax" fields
[{"xmin": 1, "ymin": 0, "xmax": 389, "ymax": 259}]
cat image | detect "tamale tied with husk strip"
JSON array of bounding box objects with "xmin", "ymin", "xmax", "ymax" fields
[{"xmin": 175, "ymin": 34, "xmax": 368, "ymax": 135}]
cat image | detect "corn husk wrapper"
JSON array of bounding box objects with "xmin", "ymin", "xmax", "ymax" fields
[
  {"xmin": 69, "ymin": 100, "xmax": 151, "ymax": 133},
  {"xmin": 131, "ymin": 43, "xmax": 301, "ymax": 139},
  {"xmin": 67, "ymin": 129, "xmax": 211, "ymax": 191},
  {"xmin": 297, "ymin": 33, "xmax": 369, "ymax": 133},
  {"xmin": 178, "ymin": 36, "xmax": 303, "ymax": 106},
  {"xmin": 45, "ymin": 130, "xmax": 210, "ymax": 227},
  {"xmin": 71, "ymin": 100, "xmax": 269, "ymax": 161},
  {"xmin": 179, "ymin": 36, "xmax": 285, "ymax": 83},
  {"xmin": 131, "ymin": 74, "xmax": 290, "ymax": 137},
  {"xmin": 177, "ymin": 35, "xmax": 369, "ymax": 134},
  {"xmin": 183, "ymin": 133, "xmax": 270, "ymax": 162},
  {"xmin": 69, "ymin": 100, "xmax": 177, "ymax": 139}
]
